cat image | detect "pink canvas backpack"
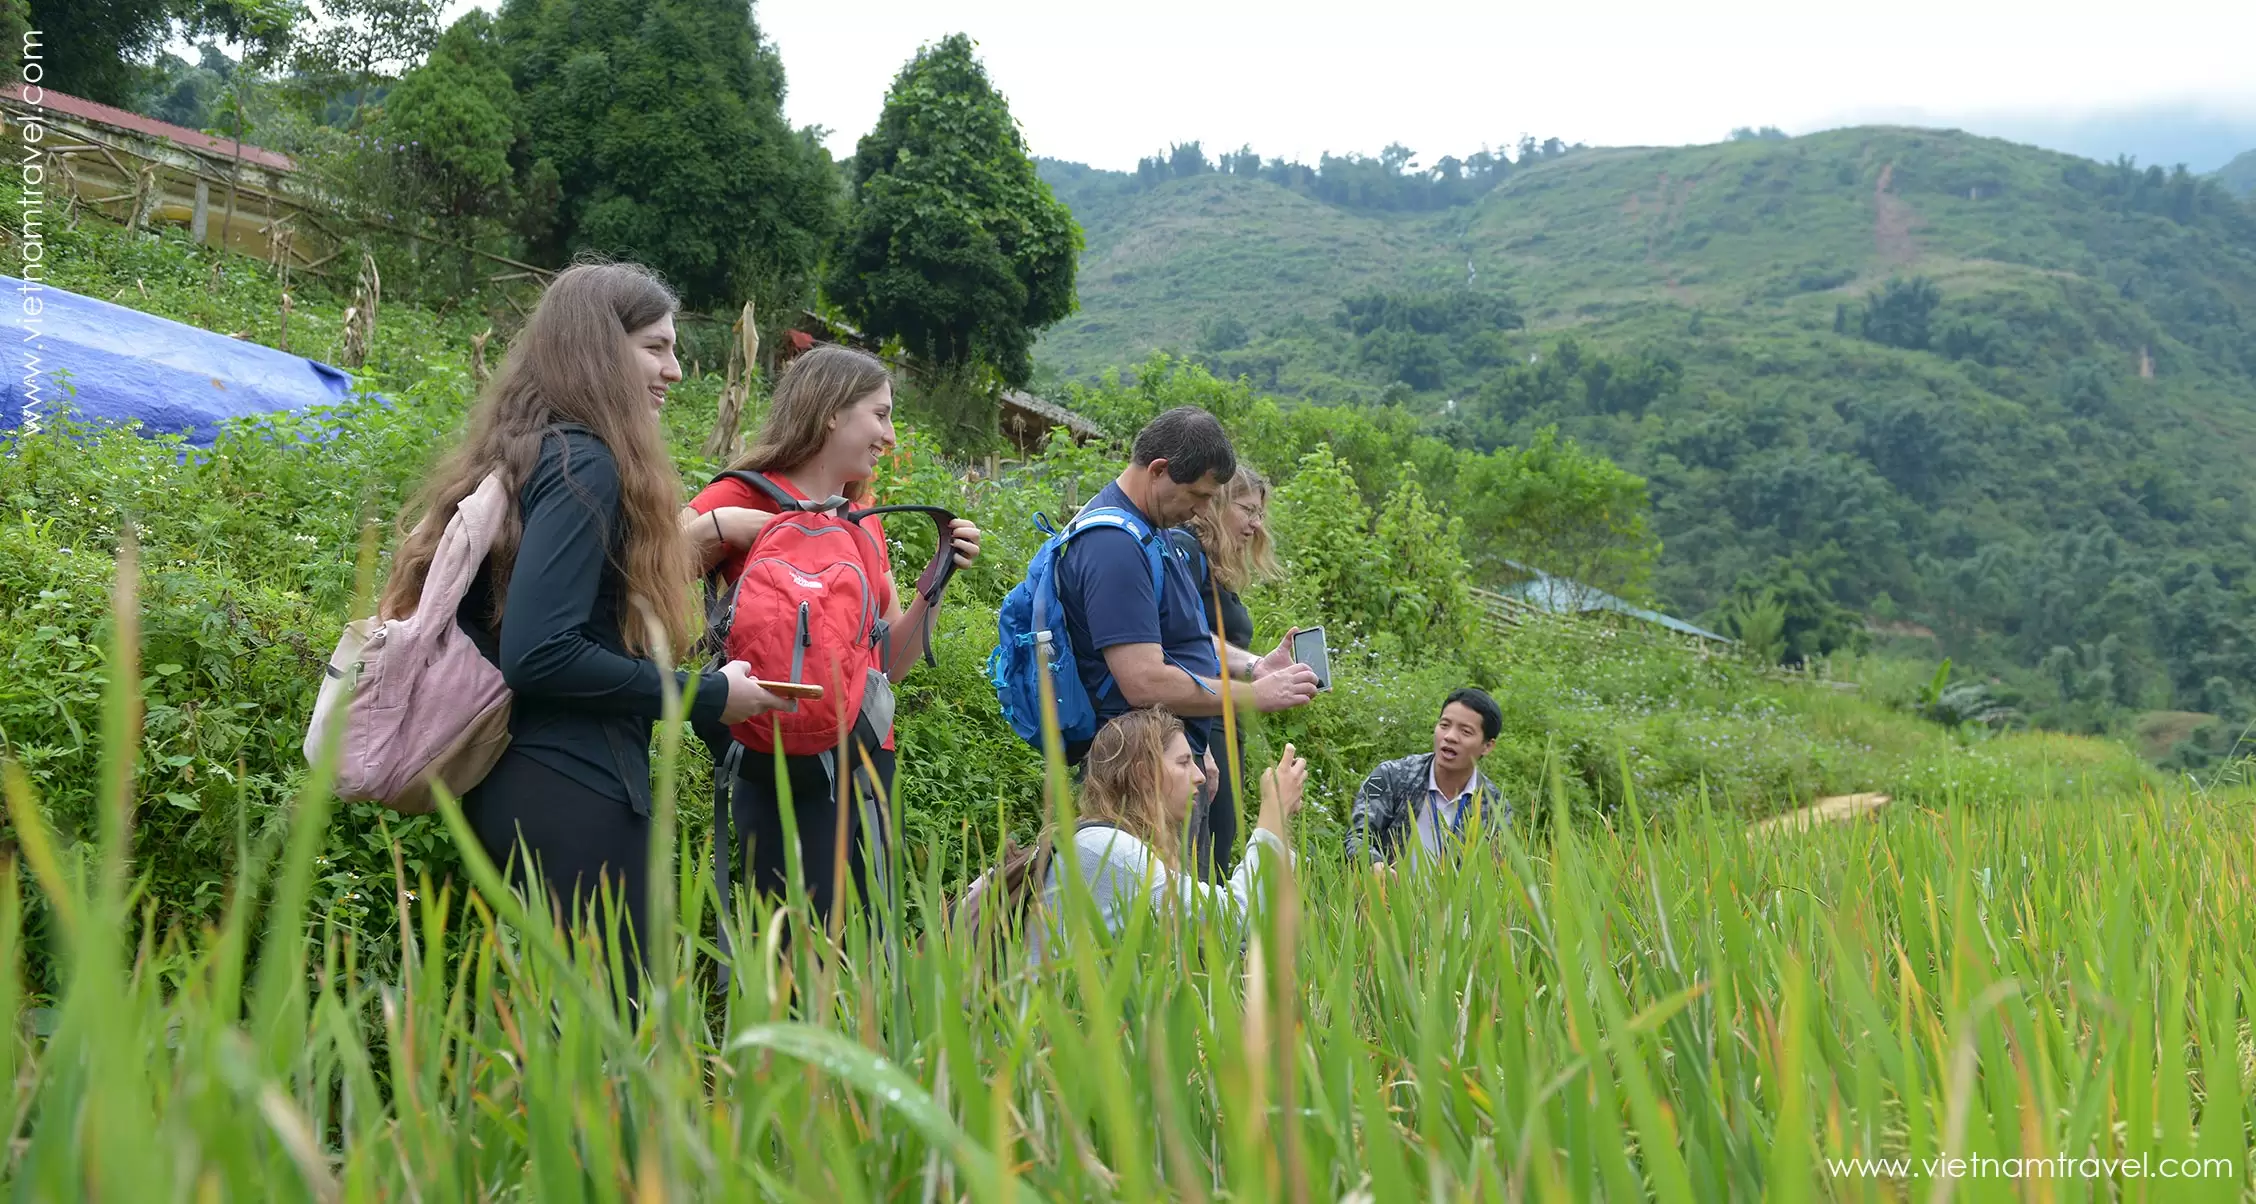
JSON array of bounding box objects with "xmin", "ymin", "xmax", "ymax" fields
[{"xmin": 303, "ymin": 472, "xmax": 513, "ymax": 813}]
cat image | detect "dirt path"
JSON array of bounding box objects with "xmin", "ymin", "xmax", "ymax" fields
[{"xmin": 1873, "ymin": 163, "xmax": 1917, "ymax": 267}]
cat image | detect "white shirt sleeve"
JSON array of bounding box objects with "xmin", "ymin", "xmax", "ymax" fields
[{"xmin": 1066, "ymin": 825, "xmax": 1295, "ymax": 937}]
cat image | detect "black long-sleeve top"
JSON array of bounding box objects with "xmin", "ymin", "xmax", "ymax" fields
[
  {"xmin": 1166, "ymin": 528, "xmax": 1255, "ymax": 650},
  {"xmin": 457, "ymin": 424, "xmax": 728, "ymax": 816}
]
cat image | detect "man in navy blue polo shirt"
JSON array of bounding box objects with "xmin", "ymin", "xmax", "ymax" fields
[{"xmin": 1057, "ymin": 407, "xmax": 1320, "ymax": 770}]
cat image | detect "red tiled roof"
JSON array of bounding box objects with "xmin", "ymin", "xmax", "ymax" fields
[{"xmin": 2, "ymin": 82, "xmax": 297, "ymax": 172}]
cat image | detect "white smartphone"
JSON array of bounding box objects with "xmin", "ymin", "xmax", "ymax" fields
[{"xmin": 1290, "ymin": 626, "xmax": 1332, "ymax": 691}]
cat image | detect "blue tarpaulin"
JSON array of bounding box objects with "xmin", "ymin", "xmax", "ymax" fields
[{"xmin": 1, "ymin": 275, "xmax": 357, "ymax": 446}]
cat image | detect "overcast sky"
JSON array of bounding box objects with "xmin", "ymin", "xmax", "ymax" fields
[
  {"xmin": 434, "ymin": 0, "xmax": 2256, "ymax": 171},
  {"xmin": 761, "ymin": 0, "xmax": 2256, "ymax": 170}
]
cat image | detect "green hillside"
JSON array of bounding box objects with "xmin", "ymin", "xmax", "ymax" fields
[
  {"xmin": 1038, "ymin": 129, "xmax": 2256, "ymax": 742},
  {"xmin": 1035, "ymin": 170, "xmax": 1464, "ymax": 382},
  {"xmin": 2218, "ymin": 148, "xmax": 2256, "ymax": 198}
]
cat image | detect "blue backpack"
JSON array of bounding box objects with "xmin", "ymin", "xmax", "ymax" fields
[{"xmin": 988, "ymin": 506, "xmax": 1180, "ymax": 750}]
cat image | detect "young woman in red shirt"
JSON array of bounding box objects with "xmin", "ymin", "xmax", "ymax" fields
[{"xmin": 680, "ymin": 345, "xmax": 980, "ymax": 922}]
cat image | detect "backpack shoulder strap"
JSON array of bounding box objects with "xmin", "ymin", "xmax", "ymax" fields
[
  {"xmin": 1061, "ymin": 507, "xmax": 1167, "ymax": 602},
  {"xmin": 1064, "ymin": 505, "xmax": 1151, "ymax": 541},
  {"xmin": 713, "ymin": 469, "xmax": 803, "ymax": 513},
  {"xmin": 846, "ymin": 502, "xmax": 963, "ymax": 669},
  {"xmin": 849, "ymin": 503, "xmax": 962, "ymax": 604}
]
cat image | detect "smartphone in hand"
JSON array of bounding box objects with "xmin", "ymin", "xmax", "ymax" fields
[
  {"xmin": 1289, "ymin": 626, "xmax": 1332, "ymax": 691},
  {"xmin": 755, "ymin": 679, "xmax": 825, "ymax": 700}
]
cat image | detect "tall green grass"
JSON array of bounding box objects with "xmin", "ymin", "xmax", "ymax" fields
[{"xmin": 5, "ymin": 559, "xmax": 2252, "ymax": 1201}]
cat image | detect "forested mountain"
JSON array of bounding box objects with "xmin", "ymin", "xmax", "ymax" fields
[
  {"xmin": 1035, "ymin": 129, "xmax": 2256, "ymax": 739},
  {"xmin": 2218, "ymin": 150, "xmax": 2256, "ymax": 198}
]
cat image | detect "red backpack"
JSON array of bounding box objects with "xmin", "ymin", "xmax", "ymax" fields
[
  {"xmin": 704, "ymin": 470, "xmax": 959, "ymax": 755},
  {"xmin": 702, "ymin": 471, "xmax": 959, "ymax": 987}
]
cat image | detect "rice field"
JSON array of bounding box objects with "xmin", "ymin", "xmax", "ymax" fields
[{"xmin": 3, "ymin": 556, "xmax": 2253, "ymax": 1202}]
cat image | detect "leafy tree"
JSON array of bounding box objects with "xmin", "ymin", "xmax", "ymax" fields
[
  {"xmin": 1719, "ymin": 591, "xmax": 1787, "ymax": 662},
  {"xmin": 1465, "ymin": 337, "xmax": 1678, "ymax": 435},
  {"xmin": 1912, "ymin": 660, "xmax": 2021, "ymax": 729},
  {"xmin": 1371, "ymin": 476, "xmax": 1479, "ymax": 659},
  {"xmin": 291, "ymin": 0, "xmax": 441, "ymax": 123},
  {"xmin": 497, "ymin": 0, "xmax": 838, "ymax": 311},
  {"xmin": 1197, "ymin": 313, "xmax": 1249, "ymax": 353},
  {"xmin": 1107, "ymin": 135, "xmax": 1563, "ymax": 212},
  {"xmin": 828, "ymin": 33, "xmax": 1080, "ymax": 388},
  {"xmin": 1269, "ymin": 446, "xmax": 1383, "ymax": 639},
  {"xmin": 1849, "ymin": 396, "xmax": 1955, "ymax": 501},
  {"xmin": 1337, "ymin": 289, "xmax": 1521, "ymax": 338},
  {"xmin": 32, "ymin": 0, "xmax": 293, "ymax": 108},
  {"xmin": 30, "ymin": 0, "xmax": 178, "ymax": 106},
  {"xmin": 1935, "ymin": 315, "xmax": 1999, "ymax": 363},
  {"xmin": 1328, "ymin": 289, "xmax": 1525, "ymax": 396},
  {"xmin": 1577, "ymin": 345, "xmax": 1680, "ymax": 416},
  {"xmin": 134, "ymin": 44, "xmax": 236, "ymax": 130},
  {"xmin": 370, "ymin": 14, "xmax": 518, "ymax": 232},
  {"xmin": 1718, "ymin": 561, "xmax": 1865, "ymax": 666},
  {"xmin": 2056, "ymin": 359, "xmax": 2114, "ymax": 416},
  {"xmin": 2039, "ymin": 635, "xmax": 2147, "ymax": 732},
  {"xmin": 1458, "ymin": 426, "xmax": 1660, "ymax": 601},
  {"xmin": 1859, "ymin": 277, "xmax": 1941, "ymax": 350},
  {"xmin": 1358, "ymin": 328, "xmax": 1447, "ymax": 391},
  {"xmin": 1135, "ymin": 141, "xmax": 1212, "ymax": 184}
]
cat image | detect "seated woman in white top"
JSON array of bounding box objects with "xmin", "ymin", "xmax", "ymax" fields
[{"xmin": 1039, "ymin": 707, "xmax": 1307, "ymax": 947}]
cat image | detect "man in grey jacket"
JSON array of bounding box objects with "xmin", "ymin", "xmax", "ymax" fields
[{"xmin": 1347, "ymin": 688, "xmax": 1509, "ymax": 866}]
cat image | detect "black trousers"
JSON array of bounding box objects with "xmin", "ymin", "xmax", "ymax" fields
[
  {"xmin": 1190, "ymin": 736, "xmax": 1242, "ymax": 882},
  {"xmin": 730, "ymin": 738, "xmax": 898, "ymax": 924},
  {"xmin": 466, "ymin": 750, "xmax": 651, "ymax": 966}
]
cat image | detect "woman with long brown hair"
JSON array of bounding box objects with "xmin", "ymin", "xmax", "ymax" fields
[
  {"xmin": 1039, "ymin": 708, "xmax": 1306, "ymax": 944},
  {"xmin": 1178, "ymin": 463, "xmax": 1283, "ymax": 651},
  {"xmin": 682, "ymin": 344, "xmax": 981, "ymax": 922},
  {"xmin": 384, "ymin": 261, "xmax": 781, "ymax": 973},
  {"xmin": 1172, "ymin": 463, "xmax": 1289, "ymax": 881}
]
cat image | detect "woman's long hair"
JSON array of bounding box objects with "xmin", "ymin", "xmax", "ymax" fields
[
  {"xmin": 1184, "ymin": 464, "xmax": 1281, "ymax": 592},
  {"xmin": 1076, "ymin": 708, "xmax": 1190, "ymax": 870},
  {"xmin": 731, "ymin": 344, "xmax": 893, "ymax": 502},
  {"xmin": 379, "ymin": 261, "xmax": 696, "ymax": 657}
]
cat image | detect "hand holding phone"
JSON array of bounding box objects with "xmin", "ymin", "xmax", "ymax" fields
[
  {"xmin": 755, "ymin": 679, "xmax": 824, "ymax": 700},
  {"xmin": 719, "ymin": 661, "xmax": 796, "ymax": 724},
  {"xmin": 1289, "ymin": 625, "xmax": 1332, "ymax": 692}
]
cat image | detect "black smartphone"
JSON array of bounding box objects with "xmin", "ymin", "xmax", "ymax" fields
[{"xmin": 1290, "ymin": 626, "xmax": 1332, "ymax": 691}]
